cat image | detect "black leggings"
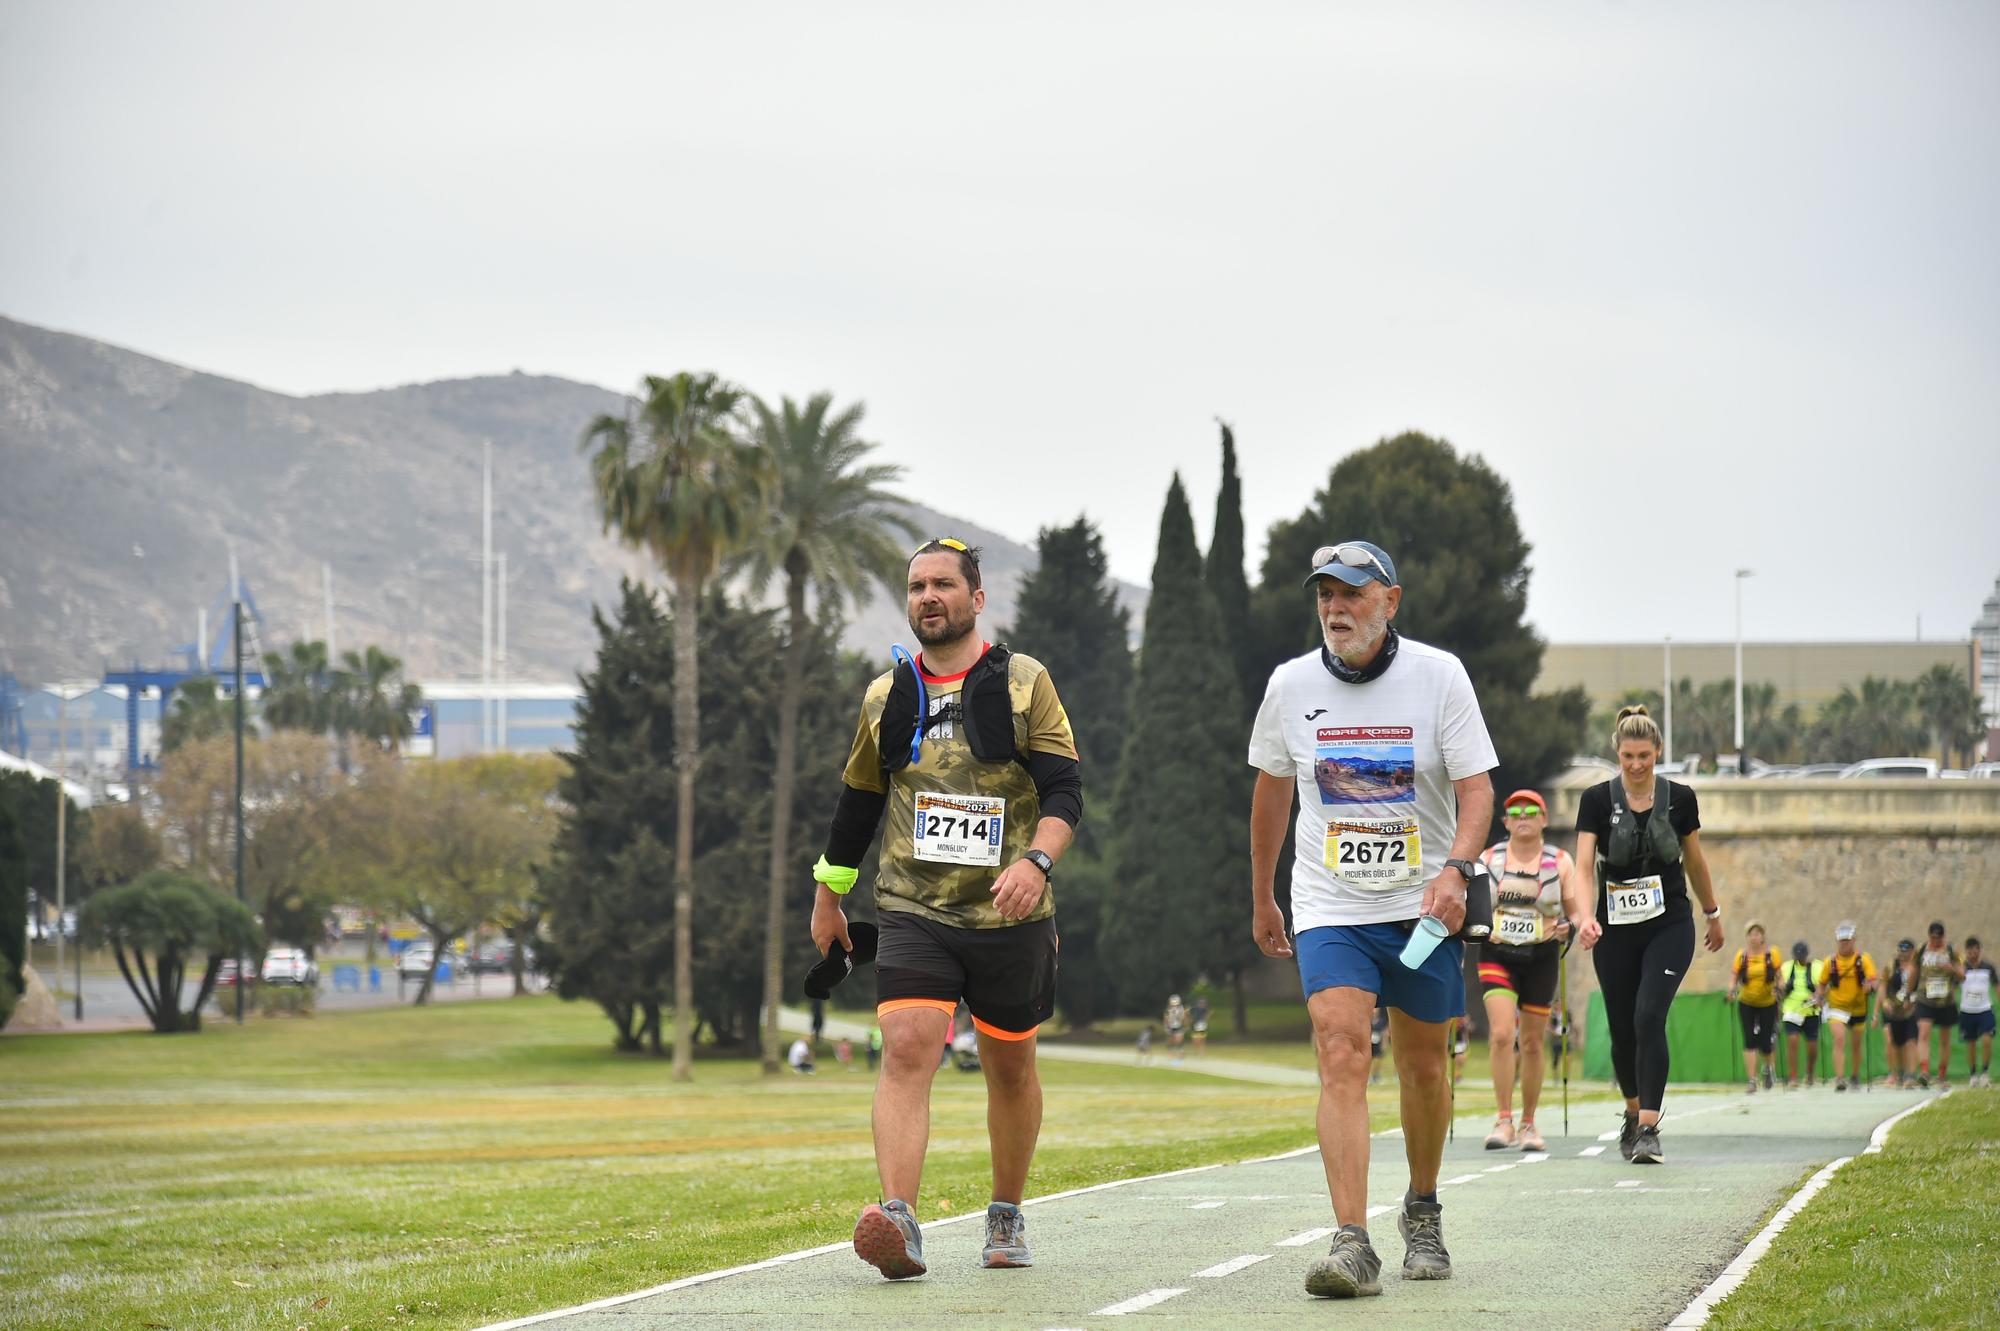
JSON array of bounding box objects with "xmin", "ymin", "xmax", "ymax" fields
[{"xmin": 1592, "ymin": 910, "xmax": 1696, "ymax": 1112}]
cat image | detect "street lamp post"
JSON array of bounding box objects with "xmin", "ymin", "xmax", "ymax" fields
[
  {"xmin": 1734, "ymin": 570, "xmax": 1755, "ymax": 776},
  {"xmin": 1663, "ymin": 636, "xmax": 1673, "ymax": 765}
]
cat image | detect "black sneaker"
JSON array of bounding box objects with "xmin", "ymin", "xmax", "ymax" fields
[
  {"xmin": 1835, "ymin": 1078, "xmax": 1849, "ymax": 1092},
  {"xmin": 1618, "ymin": 1111, "xmax": 1641, "ymax": 1161},
  {"xmin": 1631, "ymin": 1124, "xmax": 1663, "ymax": 1164},
  {"xmin": 1762, "ymin": 1068, "xmax": 1774, "ymax": 1091},
  {"xmin": 1304, "ymin": 1225, "xmax": 1382, "ymax": 1298},
  {"xmin": 1397, "ymin": 1194, "xmax": 1452, "ymax": 1280}
]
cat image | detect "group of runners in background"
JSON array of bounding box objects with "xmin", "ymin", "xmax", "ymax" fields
[{"xmin": 1733, "ymin": 919, "xmax": 1996, "ymax": 1091}]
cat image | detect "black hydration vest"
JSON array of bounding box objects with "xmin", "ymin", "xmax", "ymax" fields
[
  {"xmin": 878, "ymin": 644, "xmax": 1019, "ymax": 774},
  {"xmin": 1604, "ymin": 779, "xmax": 1681, "ymax": 871}
]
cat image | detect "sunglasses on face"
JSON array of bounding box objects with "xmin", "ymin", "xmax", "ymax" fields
[
  {"xmin": 1309, "ymin": 544, "xmax": 1391, "ymax": 582},
  {"xmin": 1505, "ymin": 804, "xmax": 1544, "ymax": 818}
]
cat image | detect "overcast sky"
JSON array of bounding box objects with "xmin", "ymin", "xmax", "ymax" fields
[{"xmin": 5, "ymin": 1, "xmax": 1997, "ymax": 644}]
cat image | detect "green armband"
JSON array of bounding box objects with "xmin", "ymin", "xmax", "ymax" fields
[{"xmin": 813, "ymin": 855, "xmax": 859, "ymax": 896}]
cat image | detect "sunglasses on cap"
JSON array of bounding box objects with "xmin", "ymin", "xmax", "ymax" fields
[
  {"xmin": 1505, "ymin": 802, "xmax": 1545, "ymax": 818},
  {"xmin": 911, "ymin": 537, "xmax": 969, "ymax": 558},
  {"xmin": 1309, "ymin": 544, "xmax": 1392, "ymax": 582}
]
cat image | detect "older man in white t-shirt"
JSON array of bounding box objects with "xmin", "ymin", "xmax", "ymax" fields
[{"xmin": 1247, "ymin": 539, "xmax": 1496, "ymax": 1300}]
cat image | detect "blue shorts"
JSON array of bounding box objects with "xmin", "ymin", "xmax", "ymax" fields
[
  {"xmin": 1297, "ymin": 921, "xmax": 1465, "ymax": 1025},
  {"xmin": 1961, "ymin": 1009, "xmax": 1996, "ymax": 1042}
]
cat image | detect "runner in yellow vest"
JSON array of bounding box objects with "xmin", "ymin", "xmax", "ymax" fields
[
  {"xmin": 1813, "ymin": 922, "xmax": 1878, "ymax": 1091},
  {"xmin": 1776, "ymin": 941, "xmax": 1822, "ymax": 1088},
  {"xmin": 1725, "ymin": 922, "xmax": 1782, "ymax": 1093}
]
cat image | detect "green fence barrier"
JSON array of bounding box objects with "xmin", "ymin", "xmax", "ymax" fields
[{"xmin": 1576, "ymin": 990, "xmax": 1982, "ymax": 1084}]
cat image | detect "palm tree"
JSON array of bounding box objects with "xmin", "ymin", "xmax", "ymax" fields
[
  {"xmin": 1914, "ymin": 663, "xmax": 1985, "ymax": 766},
  {"xmin": 582, "ymin": 372, "xmax": 770, "ymax": 1082},
  {"xmin": 340, "ymin": 645, "xmax": 423, "ymax": 753},
  {"xmin": 259, "ymin": 641, "xmax": 336, "ymax": 734},
  {"xmin": 733, "ymin": 393, "xmax": 916, "ymax": 1075},
  {"xmin": 160, "ymin": 677, "xmax": 232, "ymax": 752}
]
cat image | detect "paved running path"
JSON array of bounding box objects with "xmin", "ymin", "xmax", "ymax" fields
[{"xmin": 480, "ymin": 1085, "xmax": 1929, "ymax": 1331}]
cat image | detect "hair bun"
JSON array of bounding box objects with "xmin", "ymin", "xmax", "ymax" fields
[{"xmin": 1616, "ymin": 704, "xmax": 1651, "ymax": 722}]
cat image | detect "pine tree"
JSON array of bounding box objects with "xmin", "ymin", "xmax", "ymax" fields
[
  {"xmin": 1248, "ymin": 432, "xmax": 1587, "ymax": 814},
  {"xmin": 1009, "ymin": 516, "xmax": 1133, "ymax": 1027},
  {"xmin": 1102, "ymin": 477, "xmax": 1254, "ymax": 1027}
]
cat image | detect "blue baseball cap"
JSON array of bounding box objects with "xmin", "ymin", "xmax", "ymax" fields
[{"xmin": 1302, "ymin": 540, "xmax": 1397, "ymax": 589}]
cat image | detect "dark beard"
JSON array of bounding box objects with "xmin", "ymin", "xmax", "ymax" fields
[{"xmin": 911, "ymin": 607, "xmax": 976, "ymax": 648}]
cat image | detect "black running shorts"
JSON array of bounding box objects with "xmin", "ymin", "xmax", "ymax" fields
[
  {"xmin": 874, "ymin": 909, "xmax": 1057, "ymax": 1040},
  {"xmin": 1915, "ymin": 1001, "xmax": 1959, "ymax": 1026},
  {"xmin": 1737, "ymin": 1000, "xmax": 1777, "ymax": 1054},
  {"xmin": 1477, "ymin": 941, "xmax": 1560, "ymax": 1015},
  {"xmin": 1887, "ymin": 1016, "xmax": 1918, "ymax": 1047}
]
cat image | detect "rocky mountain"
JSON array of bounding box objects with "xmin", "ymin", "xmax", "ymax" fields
[{"xmin": 0, "ymin": 316, "xmax": 1143, "ymax": 686}]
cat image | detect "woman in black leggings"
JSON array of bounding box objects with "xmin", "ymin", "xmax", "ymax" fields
[{"xmin": 1571, "ymin": 705, "xmax": 1722, "ymax": 1165}]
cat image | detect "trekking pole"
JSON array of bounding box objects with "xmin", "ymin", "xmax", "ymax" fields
[
  {"xmin": 1560, "ymin": 935, "xmax": 1572, "ymax": 1138},
  {"xmin": 1448, "ymin": 1017, "xmax": 1457, "ymax": 1144}
]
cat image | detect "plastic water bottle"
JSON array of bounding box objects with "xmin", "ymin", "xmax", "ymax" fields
[{"xmin": 1398, "ymin": 914, "xmax": 1450, "ymax": 970}]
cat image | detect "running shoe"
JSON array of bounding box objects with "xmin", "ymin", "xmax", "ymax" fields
[
  {"xmin": 1746, "ymin": 1080, "xmax": 1758, "ymax": 1094},
  {"xmin": 1304, "ymin": 1225, "xmax": 1382, "ymax": 1298},
  {"xmin": 1484, "ymin": 1116, "xmax": 1516, "ymax": 1150},
  {"xmin": 1630, "ymin": 1124, "xmax": 1664, "ymax": 1165},
  {"xmin": 980, "ymin": 1202, "xmax": 1031, "ymax": 1268},
  {"xmin": 1762, "ymin": 1068, "xmax": 1774, "ymax": 1090},
  {"xmin": 1916, "ymin": 1072, "xmax": 1930, "ymax": 1089},
  {"xmin": 1397, "ymin": 1194, "xmax": 1452, "ymax": 1279},
  {"xmin": 853, "ymin": 1199, "xmax": 925, "ymax": 1280},
  {"xmin": 1835, "ymin": 1078, "xmax": 1848, "ymax": 1092},
  {"xmin": 1517, "ymin": 1121, "xmax": 1546, "ymax": 1152},
  {"xmin": 1618, "ymin": 1111, "xmax": 1641, "ymax": 1161}
]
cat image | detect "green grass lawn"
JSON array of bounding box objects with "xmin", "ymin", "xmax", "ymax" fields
[
  {"xmin": 1706, "ymin": 1090, "xmax": 2000, "ymax": 1329},
  {"xmin": 1, "ymin": 996, "xmax": 1345, "ymax": 1331}
]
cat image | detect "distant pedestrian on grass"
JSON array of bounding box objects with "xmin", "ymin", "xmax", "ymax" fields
[
  {"xmin": 1136, "ymin": 1024, "xmax": 1155, "ymax": 1066},
  {"xmin": 788, "ymin": 1037, "xmax": 816, "ymax": 1075},
  {"xmin": 1164, "ymin": 994, "xmax": 1190, "ymax": 1066}
]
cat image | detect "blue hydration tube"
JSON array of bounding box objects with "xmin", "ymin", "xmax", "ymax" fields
[{"xmin": 890, "ymin": 644, "xmax": 926, "ymax": 765}]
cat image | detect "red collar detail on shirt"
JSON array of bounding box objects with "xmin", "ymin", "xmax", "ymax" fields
[{"xmin": 918, "ymin": 641, "xmax": 991, "ymax": 685}]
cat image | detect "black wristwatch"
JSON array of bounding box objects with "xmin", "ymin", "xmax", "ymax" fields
[
  {"xmin": 1022, "ymin": 849, "xmax": 1054, "ymax": 880},
  {"xmin": 1443, "ymin": 858, "xmax": 1478, "ymax": 883}
]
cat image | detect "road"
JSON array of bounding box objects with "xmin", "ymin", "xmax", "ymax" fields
[{"xmin": 473, "ymin": 1086, "xmax": 1929, "ymax": 1331}]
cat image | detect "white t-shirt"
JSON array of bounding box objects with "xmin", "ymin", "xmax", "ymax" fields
[
  {"xmin": 1247, "ymin": 639, "xmax": 1498, "ymax": 931},
  {"xmin": 1962, "ymin": 964, "xmax": 1994, "ymax": 1015}
]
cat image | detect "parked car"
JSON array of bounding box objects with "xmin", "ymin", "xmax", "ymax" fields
[
  {"xmin": 1785, "ymin": 763, "xmax": 1851, "ymax": 779},
  {"xmin": 260, "ymin": 947, "xmax": 319, "ymax": 987},
  {"xmin": 469, "ymin": 941, "xmax": 534, "ymax": 974},
  {"xmin": 1970, "ymin": 762, "xmax": 2000, "ymax": 780},
  {"xmin": 213, "ymin": 958, "xmax": 258, "ymax": 990},
  {"xmin": 1749, "ymin": 765, "xmax": 1799, "ymax": 779},
  {"xmin": 1839, "ymin": 757, "xmax": 1939, "ymax": 779},
  {"xmin": 398, "ymin": 945, "xmax": 438, "ymax": 979}
]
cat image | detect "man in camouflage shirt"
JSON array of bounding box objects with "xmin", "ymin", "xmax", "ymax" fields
[{"xmin": 811, "ymin": 539, "xmax": 1082, "ymax": 1281}]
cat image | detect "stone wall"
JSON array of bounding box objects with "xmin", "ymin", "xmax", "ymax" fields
[{"xmin": 1547, "ymin": 776, "xmax": 2000, "ymax": 1002}]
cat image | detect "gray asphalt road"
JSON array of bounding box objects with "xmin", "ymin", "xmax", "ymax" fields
[{"xmin": 473, "ymin": 1087, "xmax": 1930, "ymax": 1331}]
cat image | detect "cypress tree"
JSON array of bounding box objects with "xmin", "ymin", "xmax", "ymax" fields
[
  {"xmin": 1102, "ymin": 477, "xmax": 1253, "ymax": 1024},
  {"xmin": 1009, "ymin": 516, "xmax": 1133, "ymax": 1028},
  {"xmin": 1204, "ymin": 421, "xmax": 1258, "ymax": 721}
]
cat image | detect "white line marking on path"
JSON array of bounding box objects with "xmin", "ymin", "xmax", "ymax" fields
[
  {"xmin": 1366, "ymin": 1204, "xmax": 1394, "ymax": 1220},
  {"xmin": 1666, "ymin": 1093, "xmax": 1946, "ymax": 1329},
  {"xmin": 1614, "ymin": 1179, "xmax": 1641, "ymax": 1188},
  {"xmin": 1442, "ymin": 1173, "xmax": 1481, "ymax": 1186},
  {"xmin": 1094, "ymin": 1288, "xmax": 1188, "ymax": 1316},
  {"xmin": 1194, "ymin": 1254, "xmax": 1273, "ymax": 1278},
  {"xmin": 1596, "ymin": 1128, "xmax": 1620, "ymax": 1141},
  {"xmin": 1189, "ymin": 1201, "xmax": 1228, "ymax": 1209},
  {"xmin": 1483, "ymin": 1163, "xmax": 1518, "ymax": 1174},
  {"xmin": 1579, "ymin": 1145, "xmax": 1606, "ymax": 1157},
  {"xmin": 1521, "ymin": 1152, "xmax": 1550, "ymax": 1163},
  {"xmin": 1276, "ymin": 1227, "xmax": 1335, "ymax": 1248}
]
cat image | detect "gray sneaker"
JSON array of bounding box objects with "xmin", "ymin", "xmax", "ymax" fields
[
  {"xmin": 854, "ymin": 1199, "xmax": 926, "ymax": 1279},
  {"xmin": 1618, "ymin": 1111, "xmax": 1641, "ymax": 1160},
  {"xmin": 981, "ymin": 1203, "xmax": 1031, "ymax": 1268},
  {"xmin": 1304, "ymin": 1225, "xmax": 1382, "ymax": 1298},
  {"xmin": 1398, "ymin": 1194, "xmax": 1452, "ymax": 1280},
  {"xmin": 1631, "ymin": 1124, "xmax": 1663, "ymax": 1165}
]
